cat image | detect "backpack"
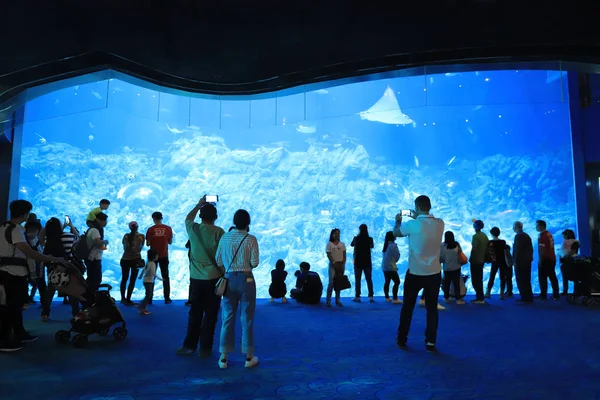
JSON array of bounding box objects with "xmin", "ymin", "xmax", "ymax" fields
[
  {"xmin": 72, "ymin": 230, "xmax": 94, "ymax": 261},
  {"xmin": 485, "ymin": 242, "xmax": 497, "ymax": 264},
  {"xmin": 1, "ymin": 221, "xmax": 16, "ymax": 245}
]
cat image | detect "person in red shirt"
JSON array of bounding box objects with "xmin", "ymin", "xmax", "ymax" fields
[
  {"xmin": 146, "ymin": 212, "xmax": 173, "ymax": 304},
  {"xmin": 536, "ymin": 220, "xmax": 559, "ymax": 300}
]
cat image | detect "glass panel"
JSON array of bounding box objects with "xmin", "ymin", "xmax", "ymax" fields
[
  {"xmin": 277, "ymin": 92, "xmax": 305, "ymax": 126},
  {"xmin": 158, "ymin": 92, "xmax": 191, "ymax": 129},
  {"xmin": 108, "ymin": 79, "xmax": 159, "ymax": 120},
  {"xmin": 25, "ymin": 79, "xmax": 109, "ymax": 123},
  {"xmin": 250, "ymin": 98, "xmax": 276, "ymax": 129},
  {"xmin": 221, "ymin": 100, "xmax": 250, "ymax": 131},
  {"xmin": 190, "ymin": 97, "xmax": 221, "ymax": 130}
]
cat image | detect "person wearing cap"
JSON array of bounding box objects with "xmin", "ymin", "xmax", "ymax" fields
[
  {"xmin": 146, "ymin": 211, "xmax": 173, "ymax": 304},
  {"xmin": 177, "ymin": 196, "xmax": 225, "ymax": 357},
  {"xmin": 119, "ymin": 221, "xmax": 145, "ymax": 305},
  {"xmin": 470, "ymin": 219, "xmax": 489, "ymax": 304}
]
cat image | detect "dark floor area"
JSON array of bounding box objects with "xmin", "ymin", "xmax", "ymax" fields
[{"xmin": 2, "ymin": 295, "xmax": 599, "ymax": 400}]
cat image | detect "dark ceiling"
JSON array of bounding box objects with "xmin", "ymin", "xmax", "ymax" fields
[{"xmin": 1, "ymin": 0, "xmax": 599, "ymax": 99}]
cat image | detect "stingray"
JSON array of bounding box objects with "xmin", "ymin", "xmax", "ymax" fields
[{"xmin": 358, "ymin": 86, "xmax": 416, "ymax": 127}]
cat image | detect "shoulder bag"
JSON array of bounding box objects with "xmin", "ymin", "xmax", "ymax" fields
[
  {"xmin": 215, "ymin": 234, "xmax": 248, "ymax": 296},
  {"xmin": 457, "ymin": 244, "xmax": 468, "ymax": 266}
]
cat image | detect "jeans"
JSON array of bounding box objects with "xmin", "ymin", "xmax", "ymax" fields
[
  {"xmin": 326, "ymin": 263, "xmax": 345, "ymax": 302},
  {"xmin": 470, "ymin": 263, "xmax": 484, "ymax": 300},
  {"xmin": 538, "ymin": 260, "xmax": 559, "ymax": 298},
  {"xmin": 442, "ymin": 269, "xmax": 463, "ymax": 300},
  {"xmin": 354, "ymin": 265, "xmax": 374, "ymax": 298},
  {"xmin": 515, "ymin": 262, "xmax": 534, "ymax": 301},
  {"xmin": 0, "ymin": 271, "xmax": 28, "ymax": 342},
  {"xmin": 139, "ymin": 282, "xmax": 154, "ymax": 309},
  {"xmin": 220, "ymin": 272, "xmax": 256, "ymax": 354},
  {"xmin": 85, "ymin": 259, "xmax": 103, "ymax": 293},
  {"xmin": 383, "ymin": 271, "xmax": 400, "ymax": 299},
  {"xmin": 183, "ymin": 278, "xmax": 221, "ymax": 352},
  {"xmin": 397, "ymin": 271, "xmax": 442, "ymax": 344},
  {"xmin": 487, "ymin": 262, "xmax": 513, "ymax": 294},
  {"xmin": 157, "ymin": 257, "xmax": 170, "ymax": 300},
  {"xmin": 119, "ymin": 259, "xmax": 141, "ymax": 301}
]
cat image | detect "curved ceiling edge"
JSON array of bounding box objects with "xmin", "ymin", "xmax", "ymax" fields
[{"xmin": 2, "ymin": 44, "xmax": 600, "ymax": 105}]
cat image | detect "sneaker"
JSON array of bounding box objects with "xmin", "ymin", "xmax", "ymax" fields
[
  {"xmin": 500, "ymin": 294, "xmax": 505, "ymax": 300},
  {"xmin": 396, "ymin": 337, "xmax": 407, "ymax": 350},
  {"xmin": 456, "ymin": 299, "xmax": 466, "ymax": 305},
  {"xmin": 269, "ymin": 298, "xmax": 274, "ymax": 303},
  {"xmin": 385, "ymin": 298, "xmax": 392, "ymax": 302},
  {"xmin": 505, "ymin": 292, "xmax": 514, "ymax": 298},
  {"xmin": 282, "ymin": 297, "xmax": 288, "ymax": 303},
  {"xmin": 22, "ymin": 303, "xmax": 29, "ymax": 310},
  {"xmin": 352, "ymin": 297, "xmax": 361, "ymax": 303},
  {"xmin": 164, "ymin": 299, "xmax": 173, "ymax": 305},
  {"xmin": 139, "ymin": 309, "xmax": 151, "ymax": 316},
  {"xmin": 392, "ymin": 299, "xmax": 403, "ymax": 304},
  {"xmin": 471, "ymin": 299, "xmax": 486, "ymax": 305},
  {"xmin": 17, "ymin": 334, "xmax": 38, "ymax": 343},
  {"xmin": 425, "ymin": 342, "xmax": 437, "ymax": 353},
  {"xmin": 0, "ymin": 341, "xmax": 24, "ymax": 352},
  {"xmin": 437, "ymin": 303, "xmax": 446, "ymax": 310},
  {"xmin": 218, "ymin": 358, "xmax": 228, "ymax": 369},
  {"xmin": 185, "ymin": 301, "xmax": 192, "ymax": 306},
  {"xmin": 176, "ymin": 347, "xmax": 195, "ymax": 356},
  {"xmin": 41, "ymin": 315, "xmax": 49, "ymax": 322},
  {"xmin": 484, "ymin": 291, "xmax": 491, "ymax": 299},
  {"xmin": 419, "ymin": 299, "xmax": 426, "ymax": 306},
  {"xmin": 245, "ymin": 356, "xmax": 259, "ymax": 368},
  {"xmin": 444, "ymin": 297, "xmax": 455, "ymax": 303},
  {"xmin": 336, "ymin": 301, "xmax": 343, "ymax": 307},
  {"xmin": 369, "ymin": 297, "xmax": 375, "ymax": 303},
  {"xmin": 326, "ymin": 300, "xmax": 332, "ymax": 307}
]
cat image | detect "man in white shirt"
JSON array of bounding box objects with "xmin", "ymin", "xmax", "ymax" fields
[
  {"xmin": 393, "ymin": 195, "xmax": 444, "ymax": 353},
  {"xmin": 0, "ymin": 200, "xmax": 63, "ymax": 352}
]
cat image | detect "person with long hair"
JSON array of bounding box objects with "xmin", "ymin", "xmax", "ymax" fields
[
  {"xmin": 382, "ymin": 231, "xmax": 402, "ymax": 304},
  {"xmin": 440, "ymin": 231, "xmax": 465, "ymax": 304},
  {"xmin": 351, "ymin": 224, "xmax": 375, "ymax": 303},
  {"xmin": 41, "ymin": 217, "xmax": 80, "ymax": 320},
  {"xmin": 120, "ymin": 221, "xmax": 145, "ymax": 305},
  {"xmin": 326, "ymin": 228, "xmax": 346, "ymax": 307}
]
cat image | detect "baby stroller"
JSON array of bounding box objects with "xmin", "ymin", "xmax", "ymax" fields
[
  {"xmin": 562, "ymin": 256, "xmax": 600, "ymax": 307},
  {"xmin": 51, "ymin": 262, "xmax": 127, "ymax": 347}
]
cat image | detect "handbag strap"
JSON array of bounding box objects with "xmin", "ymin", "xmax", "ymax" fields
[
  {"xmin": 224, "ymin": 234, "xmax": 249, "ymax": 275},
  {"xmin": 192, "ymin": 225, "xmax": 218, "ymax": 269}
]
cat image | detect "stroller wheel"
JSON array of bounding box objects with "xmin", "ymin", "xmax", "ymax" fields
[
  {"xmin": 98, "ymin": 327, "xmax": 110, "ymax": 336},
  {"xmin": 583, "ymin": 297, "xmax": 594, "ymax": 307},
  {"xmin": 113, "ymin": 327, "xmax": 128, "ymax": 340},
  {"xmin": 55, "ymin": 330, "xmax": 70, "ymax": 343},
  {"xmin": 72, "ymin": 334, "xmax": 88, "ymax": 348}
]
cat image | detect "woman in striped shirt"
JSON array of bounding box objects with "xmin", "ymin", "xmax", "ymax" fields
[
  {"xmin": 41, "ymin": 217, "xmax": 80, "ymax": 320},
  {"xmin": 215, "ymin": 209, "xmax": 260, "ymax": 369}
]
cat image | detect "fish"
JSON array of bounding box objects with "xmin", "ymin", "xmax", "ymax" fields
[
  {"xmin": 444, "ymin": 73, "xmax": 460, "ymax": 77},
  {"xmin": 296, "ymin": 125, "xmax": 316, "ymax": 134},
  {"xmin": 414, "ymin": 156, "xmax": 420, "ymax": 168},
  {"xmin": 429, "ymin": 77, "xmax": 434, "ymax": 85},
  {"xmin": 54, "ymin": 99, "xmax": 60, "ymax": 105},
  {"xmin": 88, "ymin": 135, "xmax": 94, "ymax": 141},
  {"xmin": 91, "ymin": 91, "xmax": 102, "ymax": 100},
  {"xmin": 89, "ymin": 122, "xmax": 95, "ymax": 129},
  {"xmin": 315, "ymin": 89, "xmax": 329, "ymax": 95},
  {"xmin": 358, "ymin": 86, "xmax": 416, "ymax": 127},
  {"xmin": 468, "ymin": 127, "xmax": 474, "ymax": 135},
  {"xmin": 546, "ymin": 70, "xmax": 563, "ymax": 83},
  {"xmin": 447, "ymin": 156, "xmax": 456, "ymax": 166},
  {"xmin": 473, "ymin": 105, "xmax": 483, "ymax": 111},
  {"xmin": 165, "ymin": 123, "xmax": 188, "ymax": 134},
  {"xmin": 34, "ymin": 133, "xmax": 46, "ymax": 144}
]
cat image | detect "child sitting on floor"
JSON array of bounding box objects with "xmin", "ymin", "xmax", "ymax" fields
[
  {"xmin": 269, "ymin": 259, "xmax": 288, "ymax": 303},
  {"xmin": 138, "ymin": 249, "xmax": 161, "ymax": 315}
]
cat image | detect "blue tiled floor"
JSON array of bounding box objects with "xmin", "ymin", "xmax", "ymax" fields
[{"xmin": 2, "ymin": 295, "xmax": 600, "ymax": 400}]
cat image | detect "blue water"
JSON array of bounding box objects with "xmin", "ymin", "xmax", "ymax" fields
[{"xmin": 18, "ymin": 69, "xmax": 576, "ymax": 300}]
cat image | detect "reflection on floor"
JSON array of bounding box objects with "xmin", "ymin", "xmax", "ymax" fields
[{"xmin": 2, "ymin": 296, "xmax": 599, "ymax": 400}]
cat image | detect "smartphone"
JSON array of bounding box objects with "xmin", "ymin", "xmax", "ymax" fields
[
  {"xmin": 205, "ymin": 195, "xmax": 219, "ymax": 203},
  {"xmin": 64, "ymin": 215, "xmax": 71, "ymax": 225},
  {"xmin": 401, "ymin": 209, "xmax": 413, "ymax": 217}
]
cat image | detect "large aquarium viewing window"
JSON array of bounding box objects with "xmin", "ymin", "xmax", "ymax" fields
[{"xmin": 18, "ymin": 68, "xmax": 575, "ymax": 300}]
